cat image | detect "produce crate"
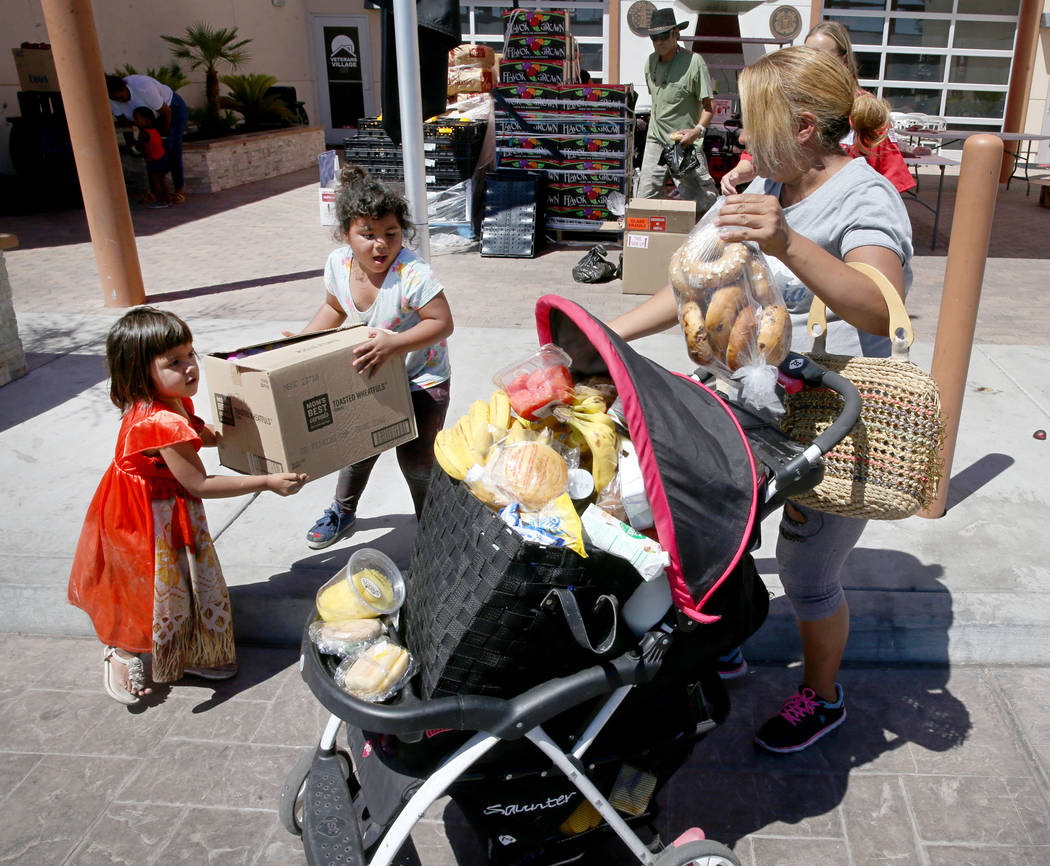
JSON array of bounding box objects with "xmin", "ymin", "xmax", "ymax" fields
[{"xmin": 480, "ymin": 170, "xmax": 545, "ymax": 258}]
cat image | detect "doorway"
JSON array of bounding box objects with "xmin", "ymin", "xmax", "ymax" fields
[{"xmin": 311, "ymin": 15, "xmax": 377, "ymax": 145}]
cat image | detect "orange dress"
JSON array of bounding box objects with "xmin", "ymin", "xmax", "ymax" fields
[{"xmin": 69, "ymin": 398, "xmax": 236, "ymax": 682}]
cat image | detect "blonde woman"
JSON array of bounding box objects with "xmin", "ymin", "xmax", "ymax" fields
[
  {"xmin": 722, "ymin": 21, "xmax": 915, "ymax": 195},
  {"xmin": 609, "ymin": 46, "xmax": 913, "ymax": 753}
]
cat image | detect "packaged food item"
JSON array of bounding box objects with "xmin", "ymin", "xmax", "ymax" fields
[
  {"xmin": 315, "ymin": 549, "xmax": 406, "ymax": 621},
  {"xmin": 580, "ymin": 504, "xmax": 669, "ymax": 582},
  {"xmin": 499, "ymin": 493, "xmax": 586, "ymax": 556},
  {"xmin": 335, "ymin": 639, "xmax": 417, "ymax": 702},
  {"xmin": 309, "ymin": 618, "xmax": 386, "ymax": 657},
  {"xmin": 487, "ymin": 440, "xmax": 569, "ymax": 510},
  {"xmin": 668, "ymin": 197, "xmax": 791, "ymax": 416},
  {"xmin": 493, "ymin": 344, "xmax": 574, "ymax": 420}
]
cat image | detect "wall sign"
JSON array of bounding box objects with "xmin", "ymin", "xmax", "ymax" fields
[{"xmin": 769, "ymin": 6, "xmax": 803, "ymax": 41}]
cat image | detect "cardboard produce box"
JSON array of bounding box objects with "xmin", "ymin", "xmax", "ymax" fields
[
  {"xmin": 624, "ymin": 198, "xmax": 697, "ymax": 235},
  {"xmin": 622, "ymin": 229, "xmax": 689, "ymax": 295},
  {"xmin": 12, "ymin": 46, "xmax": 59, "ymax": 92},
  {"xmin": 204, "ymin": 327, "xmax": 416, "ymax": 479}
]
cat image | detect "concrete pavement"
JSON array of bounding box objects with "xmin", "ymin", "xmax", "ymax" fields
[{"xmin": 1, "ymin": 165, "xmax": 1049, "ymax": 863}]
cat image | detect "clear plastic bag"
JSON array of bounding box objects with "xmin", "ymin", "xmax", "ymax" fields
[
  {"xmin": 668, "ymin": 196, "xmax": 791, "ymax": 416},
  {"xmin": 309, "ymin": 618, "xmax": 387, "ymax": 658},
  {"xmin": 334, "ymin": 638, "xmax": 417, "ymax": 703}
]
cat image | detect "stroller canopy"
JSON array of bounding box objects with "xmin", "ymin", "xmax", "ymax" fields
[{"xmin": 536, "ymin": 296, "xmax": 760, "ymax": 623}]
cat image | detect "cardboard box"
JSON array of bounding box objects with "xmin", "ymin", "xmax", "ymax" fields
[
  {"xmin": 204, "ymin": 327, "xmax": 417, "ymax": 479},
  {"xmin": 503, "ymin": 9, "xmax": 570, "ymax": 36},
  {"xmin": 12, "ymin": 47, "xmax": 59, "ymax": 92},
  {"xmin": 498, "ymin": 60, "xmax": 569, "ymax": 85},
  {"xmin": 624, "ymin": 198, "xmax": 697, "ymax": 234},
  {"xmin": 504, "ymin": 35, "xmax": 570, "ymax": 61},
  {"xmin": 622, "ymin": 230, "xmax": 689, "ymax": 295}
]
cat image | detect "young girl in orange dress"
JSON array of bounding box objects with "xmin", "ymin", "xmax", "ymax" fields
[{"xmin": 69, "ymin": 307, "xmax": 308, "ymax": 706}]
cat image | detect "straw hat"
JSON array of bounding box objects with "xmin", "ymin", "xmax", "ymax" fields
[{"xmin": 647, "ymin": 8, "xmax": 687, "ymax": 36}]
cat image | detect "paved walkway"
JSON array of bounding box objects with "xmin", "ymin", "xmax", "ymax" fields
[{"xmin": 2, "ymin": 164, "xmax": 1050, "ymax": 863}]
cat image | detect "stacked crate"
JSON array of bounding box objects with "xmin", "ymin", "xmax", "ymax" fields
[
  {"xmin": 343, "ymin": 118, "xmax": 488, "ymax": 190},
  {"xmin": 493, "ymin": 83, "xmax": 635, "ymax": 231},
  {"xmin": 498, "ymin": 9, "xmax": 579, "ymax": 86}
]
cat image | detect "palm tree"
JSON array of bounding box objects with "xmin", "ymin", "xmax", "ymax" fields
[
  {"xmin": 162, "ymin": 23, "xmax": 252, "ymax": 116},
  {"xmin": 220, "ymin": 74, "xmax": 294, "ymax": 130}
]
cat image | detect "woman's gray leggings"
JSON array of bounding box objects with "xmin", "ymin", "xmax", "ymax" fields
[{"xmin": 775, "ymin": 501, "xmax": 868, "ymax": 622}]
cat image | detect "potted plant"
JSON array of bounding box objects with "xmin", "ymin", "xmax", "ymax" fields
[{"xmin": 219, "ymin": 73, "xmax": 294, "ymax": 132}]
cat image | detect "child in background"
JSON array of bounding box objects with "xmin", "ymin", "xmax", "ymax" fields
[
  {"xmin": 295, "ymin": 164, "xmax": 454, "ymax": 549},
  {"xmin": 69, "ymin": 307, "xmax": 307, "ymax": 705},
  {"xmin": 132, "ymin": 106, "xmax": 172, "ymax": 208}
]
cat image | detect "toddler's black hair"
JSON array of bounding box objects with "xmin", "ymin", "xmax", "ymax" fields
[
  {"xmin": 333, "ymin": 163, "xmax": 414, "ymax": 242},
  {"xmin": 106, "ymin": 306, "xmax": 193, "ymax": 411},
  {"xmin": 132, "ymin": 106, "xmax": 156, "ymax": 125}
]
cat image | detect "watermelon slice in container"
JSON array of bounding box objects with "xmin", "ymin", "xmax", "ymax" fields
[{"xmin": 494, "ymin": 343, "xmax": 574, "ymax": 420}]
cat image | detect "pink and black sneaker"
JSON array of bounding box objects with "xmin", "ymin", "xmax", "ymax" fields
[{"xmin": 754, "ymin": 684, "xmax": 846, "ymax": 754}]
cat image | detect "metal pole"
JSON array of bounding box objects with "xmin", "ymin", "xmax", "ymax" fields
[
  {"xmin": 40, "ymin": 0, "xmax": 146, "ymax": 307},
  {"xmin": 392, "ymin": 0, "xmax": 431, "ymax": 261},
  {"xmin": 918, "ymin": 134, "xmax": 1003, "ymax": 518}
]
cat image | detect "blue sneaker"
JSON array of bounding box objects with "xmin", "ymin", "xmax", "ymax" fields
[
  {"xmin": 715, "ymin": 647, "xmax": 748, "ymax": 680},
  {"xmin": 754, "ymin": 684, "xmax": 846, "ymax": 754},
  {"xmin": 306, "ymin": 503, "xmax": 356, "ymax": 549}
]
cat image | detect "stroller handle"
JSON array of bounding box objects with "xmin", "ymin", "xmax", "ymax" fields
[
  {"xmin": 770, "ymin": 353, "xmax": 861, "ymax": 496},
  {"xmin": 300, "ymin": 624, "xmax": 662, "ymax": 740}
]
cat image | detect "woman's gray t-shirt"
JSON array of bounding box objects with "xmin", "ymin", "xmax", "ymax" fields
[{"xmin": 748, "ymin": 157, "xmax": 913, "ymax": 357}]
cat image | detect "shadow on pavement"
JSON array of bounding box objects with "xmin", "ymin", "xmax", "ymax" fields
[
  {"xmin": 944, "ymin": 452, "xmax": 1015, "ymax": 511},
  {"xmin": 660, "ymin": 546, "xmax": 970, "ymax": 850},
  {"xmin": 146, "ymin": 269, "xmax": 324, "ymax": 304},
  {"xmin": 0, "ymin": 351, "xmax": 108, "ymax": 433},
  {"xmin": 5, "ymin": 168, "xmax": 318, "ymax": 250}
]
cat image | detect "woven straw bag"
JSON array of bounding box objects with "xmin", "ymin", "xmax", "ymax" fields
[{"xmin": 780, "ymin": 262, "xmax": 945, "ymax": 520}]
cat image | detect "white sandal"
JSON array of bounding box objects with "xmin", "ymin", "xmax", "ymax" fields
[{"xmin": 102, "ymin": 646, "xmax": 147, "ymax": 705}]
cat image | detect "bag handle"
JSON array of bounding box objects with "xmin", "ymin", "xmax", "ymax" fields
[{"xmin": 807, "ymin": 261, "xmax": 913, "ymax": 360}]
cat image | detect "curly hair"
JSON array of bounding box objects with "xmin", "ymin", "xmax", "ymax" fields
[
  {"xmin": 333, "ymin": 163, "xmax": 415, "ymax": 242},
  {"xmin": 106, "ymin": 306, "xmax": 193, "ymax": 411}
]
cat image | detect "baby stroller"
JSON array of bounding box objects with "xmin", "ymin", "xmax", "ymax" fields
[{"xmin": 281, "ymin": 296, "xmax": 861, "ymax": 865}]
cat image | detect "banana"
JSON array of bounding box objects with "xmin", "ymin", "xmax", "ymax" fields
[
  {"xmin": 434, "ymin": 429, "xmax": 470, "ymax": 480},
  {"xmin": 489, "ymin": 389, "xmax": 511, "ymax": 434},
  {"xmin": 562, "ymin": 410, "xmax": 619, "ymax": 493},
  {"xmin": 468, "ymin": 400, "xmax": 491, "ymax": 455},
  {"xmin": 453, "ymin": 415, "xmax": 481, "ymax": 464},
  {"xmin": 506, "ymin": 424, "xmax": 530, "ymax": 444},
  {"xmin": 571, "ymin": 393, "xmax": 607, "ymax": 415}
]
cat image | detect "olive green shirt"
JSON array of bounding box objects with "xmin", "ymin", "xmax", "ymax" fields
[{"xmin": 644, "ymin": 49, "xmax": 713, "ymax": 146}]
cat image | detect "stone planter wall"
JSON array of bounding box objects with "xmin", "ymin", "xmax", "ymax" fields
[
  {"xmin": 0, "ymin": 234, "xmax": 28, "ymax": 388},
  {"xmin": 182, "ymin": 125, "xmax": 325, "ymax": 194}
]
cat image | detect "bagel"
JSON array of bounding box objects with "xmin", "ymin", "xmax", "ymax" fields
[
  {"xmin": 756, "ymin": 303, "xmax": 790, "ymax": 365},
  {"xmin": 726, "ymin": 306, "xmax": 758, "ymax": 371},
  {"xmin": 681, "ymin": 301, "xmax": 714, "ymax": 366},
  {"xmin": 682, "ymin": 238, "xmax": 749, "ymax": 289},
  {"xmin": 668, "ymin": 246, "xmax": 691, "ymax": 296},
  {"xmin": 343, "ymin": 641, "xmax": 411, "ymax": 697},
  {"xmin": 704, "ymin": 282, "xmax": 747, "ymax": 359},
  {"xmin": 747, "ymin": 260, "xmax": 779, "ymax": 306}
]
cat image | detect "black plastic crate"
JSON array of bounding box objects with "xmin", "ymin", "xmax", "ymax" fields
[{"xmin": 480, "ymin": 170, "xmax": 546, "ymax": 258}]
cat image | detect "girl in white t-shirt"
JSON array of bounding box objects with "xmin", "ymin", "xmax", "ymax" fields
[{"xmin": 293, "ymin": 165, "xmax": 454, "ymax": 548}]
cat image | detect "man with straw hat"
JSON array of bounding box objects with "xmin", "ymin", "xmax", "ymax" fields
[{"xmin": 637, "ymin": 8, "xmax": 718, "ymax": 212}]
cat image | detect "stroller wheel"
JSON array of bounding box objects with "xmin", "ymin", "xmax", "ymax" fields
[
  {"xmin": 278, "ymin": 746, "xmax": 352, "ymax": 836},
  {"xmin": 654, "ymin": 839, "xmax": 741, "ymax": 866}
]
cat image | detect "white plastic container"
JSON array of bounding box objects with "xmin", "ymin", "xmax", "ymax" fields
[
  {"xmin": 315, "ymin": 548, "xmax": 406, "ymax": 622},
  {"xmin": 622, "ymin": 573, "xmax": 672, "ymax": 636},
  {"xmin": 617, "ymin": 439, "xmax": 653, "ymax": 530}
]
